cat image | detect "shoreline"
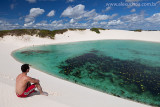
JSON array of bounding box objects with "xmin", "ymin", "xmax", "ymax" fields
[
  {"xmin": 12, "ymin": 51, "xmax": 151, "ymax": 107},
  {"xmin": 1, "ymin": 29, "xmax": 157, "ymax": 107},
  {"xmin": 11, "ymin": 36, "xmax": 160, "ymax": 59},
  {"xmin": 11, "ymin": 39, "xmax": 159, "ymax": 107}
]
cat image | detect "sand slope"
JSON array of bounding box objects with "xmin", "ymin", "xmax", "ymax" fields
[{"xmin": 0, "ymin": 29, "xmax": 157, "ymax": 107}]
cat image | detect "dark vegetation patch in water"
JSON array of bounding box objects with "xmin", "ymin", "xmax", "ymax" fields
[
  {"xmin": 89, "ymin": 49, "xmax": 99, "ymax": 53},
  {"xmin": 20, "ymin": 50, "xmax": 51, "ymax": 56},
  {"xmin": 58, "ymin": 50, "xmax": 160, "ymax": 106}
]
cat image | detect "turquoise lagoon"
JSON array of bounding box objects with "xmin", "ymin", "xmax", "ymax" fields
[{"xmin": 12, "ymin": 40, "xmax": 160, "ymax": 106}]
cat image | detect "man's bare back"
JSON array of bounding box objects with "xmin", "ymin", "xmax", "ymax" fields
[
  {"xmin": 16, "ymin": 64, "xmax": 48, "ymax": 97},
  {"xmin": 16, "ymin": 73, "xmax": 38, "ymax": 95}
]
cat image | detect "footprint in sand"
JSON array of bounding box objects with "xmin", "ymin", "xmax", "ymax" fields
[
  {"xmin": 47, "ymin": 91, "xmax": 62, "ymax": 96},
  {"xmin": 0, "ymin": 73, "xmax": 15, "ymax": 81},
  {"xmin": 35, "ymin": 89, "xmax": 61, "ymax": 96}
]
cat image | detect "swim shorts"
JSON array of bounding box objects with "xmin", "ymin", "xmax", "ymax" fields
[{"xmin": 16, "ymin": 84, "xmax": 36, "ymax": 97}]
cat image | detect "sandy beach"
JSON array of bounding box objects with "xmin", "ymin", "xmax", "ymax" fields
[{"xmin": 1, "ymin": 29, "xmax": 160, "ymax": 107}]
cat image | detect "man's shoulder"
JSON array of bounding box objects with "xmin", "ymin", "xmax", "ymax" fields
[
  {"xmin": 16, "ymin": 74, "xmax": 23, "ymax": 79},
  {"xmin": 16, "ymin": 74, "xmax": 28, "ymax": 81},
  {"xmin": 24, "ymin": 75, "xmax": 32, "ymax": 80},
  {"xmin": 21, "ymin": 74, "xmax": 31, "ymax": 80}
]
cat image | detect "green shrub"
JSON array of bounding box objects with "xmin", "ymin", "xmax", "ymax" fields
[
  {"xmin": 0, "ymin": 30, "xmax": 9, "ymax": 38},
  {"xmin": 38, "ymin": 29, "xmax": 69, "ymax": 39},
  {"xmin": 0, "ymin": 29, "xmax": 40, "ymax": 38},
  {"xmin": 53, "ymin": 29, "xmax": 68, "ymax": 35},
  {"xmin": 90, "ymin": 28, "xmax": 100, "ymax": 34},
  {"xmin": 98, "ymin": 28, "xmax": 105, "ymax": 30},
  {"xmin": 38, "ymin": 30, "xmax": 54, "ymax": 39},
  {"xmin": 133, "ymin": 29, "xmax": 142, "ymax": 32},
  {"xmin": 27, "ymin": 29, "xmax": 39, "ymax": 36},
  {"xmin": 0, "ymin": 28, "xmax": 74, "ymax": 39}
]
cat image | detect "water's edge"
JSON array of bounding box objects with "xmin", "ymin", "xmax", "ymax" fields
[{"xmin": 11, "ymin": 39, "xmax": 160, "ymax": 106}]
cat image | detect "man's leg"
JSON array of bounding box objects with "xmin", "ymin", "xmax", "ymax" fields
[
  {"xmin": 19, "ymin": 84, "xmax": 36, "ymax": 97},
  {"xmin": 35, "ymin": 83, "xmax": 48, "ymax": 96}
]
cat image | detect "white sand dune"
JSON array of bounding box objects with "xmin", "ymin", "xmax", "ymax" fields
[{"xmin": 1, "ymin": 29, "xmax": 159, "ymax": 107}]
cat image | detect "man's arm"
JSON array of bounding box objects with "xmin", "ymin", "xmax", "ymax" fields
[{"xmin": 26, "ymin": 76, "xmax": 39, "ymax": 84}]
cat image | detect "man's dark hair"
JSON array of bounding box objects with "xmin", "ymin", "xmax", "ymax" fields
[{"xmin": 21, "ymin": 64, "xmax": 29, "ymax": 72}]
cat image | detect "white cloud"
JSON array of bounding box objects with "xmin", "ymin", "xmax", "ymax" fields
[
  {"xmin": 115, "ymin": 13, "xmax": 150, "ymax": 30},
  {"xmin": 47, "ymin": 10, "xmax": 55, "ymax": 17},
  {"xmin": 91, "ymin": 22, "xmax": 99, "ymax": 26},
  {"xmin": 33, "ymin": 20, "xmax": 49, "ymax": 28},
  {"xmin": 120, "ymin": 14, "xmax": 144, "ymax": 22},
  {"xmin": 35, "ymin": 20, "xmax": 47, "ymax": 26},
  {"xmin": 84, "ymin": 9, "xmax": 97, "ymax": 19},
  {"xmin": 156, "ymin": 1, "xmax": 160, "ymax": 5},
  {"xmin": 93, "ymin": 15, "xmax": 109, "ymax": 21},
  {"xmin": 146, "ymin": 13, "xmax": 160, "ymax": 23},
  {"xmin": 108, "ymin": 20, "xmax": 123, "ymax": 26},
  {"xmin": 70, "ymin": 19, "xmax": 75, "ymax": 23},
  {"xmin": 67, "ymin": 0, "xmax": 74, "ymax": 2},
  {"xmin": 51, "ymin": 20, "xmax": 68, "ymax": 29},
  {"xmin": 25, "ymin": 8, "xmax": 45, "ymax": 24},
  {"xmin": 131, "ymin": 8, "xmax": 136, "ymax": 12},
  {"xmin": 61, "ymin": 4, "xmax": 111, "ymax": 22},
  {"xmin": 105, "ymin": 7, "xmax": 111, "ymax": 12},
  {"xmin": 91, "ymin": 13, "xmax": 116, "ymax": 21},
  {"xmin": 0, "ymin": 20, "xmax": 3, "ymax": 24},
  {"xmin": 31, "ymin": 20, "xmax": 65, "ymax": 30},
  {"xmin": 10, "ymin": 4, "xmax": 15, "ymax": 10},
  {"xmin": 100, "ymin": 21, "xmax": 107, "ymax": 25},
  {"xmin": 61, "ymin": 4, "xmax": 85, "ymax": 19},
  {"xmin": 125, "ymin": 0, "xmax": 142, "ymax": 2},
  {"xmin": 109, "ymin": 13, "xmax": 118, "ymax": 19},
  {"xmin": 51, "ymin": 20, "xmax": 63, "ymax": 26},
  {"xmin": 0, "ymin": 20, "xmax": 20, "ymax": 30},
  {"xmin": 24, "ymin": 21, "xmax": 35, "ymax": 27},
  {"xmin": 39, "ymin": 0, "xmax": 56, "ymax": 1},
  {"xmin": 26, "ymin": 0, "xmax": 36, "ymax": 3}
]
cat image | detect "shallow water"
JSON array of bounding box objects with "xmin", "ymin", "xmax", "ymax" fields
[{"xmin": 12, "ymin": 40, "xmax": 160, "ymax": 106}]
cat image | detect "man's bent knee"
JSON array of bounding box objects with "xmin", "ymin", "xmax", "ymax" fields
[{"xmin": 34, "ymin": 83, "xmax": 40, "ymax": 86}]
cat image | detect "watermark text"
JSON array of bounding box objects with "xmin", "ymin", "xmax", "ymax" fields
[{"xmin": 106, "ymin": 2, "xmax": 157, "ymax": 7}]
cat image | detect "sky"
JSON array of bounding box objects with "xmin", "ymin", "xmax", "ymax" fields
[{"xmin": 0, "ymin": 0, "xmax": 160, "ymax": 30}]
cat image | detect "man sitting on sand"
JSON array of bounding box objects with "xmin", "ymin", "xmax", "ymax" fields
[{"xmin": 16, "ymin": 64, "xmax": 48, "ymax": 97}]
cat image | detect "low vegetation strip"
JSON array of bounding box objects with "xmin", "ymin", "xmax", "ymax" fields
[
  {"xmin": 0, "ymin": 28, "xmax": 86, "ymax": 39},
  {"xmin": 90, "ymin": 28, "xmax": 105, "ymax": 34}
]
